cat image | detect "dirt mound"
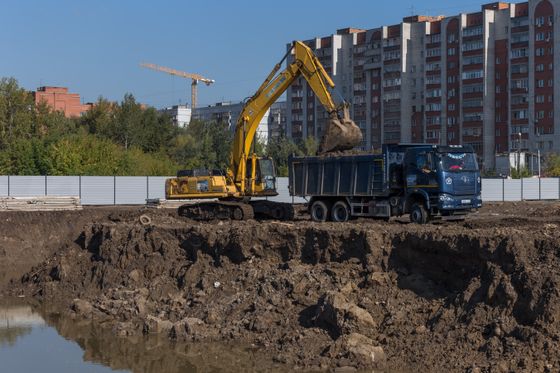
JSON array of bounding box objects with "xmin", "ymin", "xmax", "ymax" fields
[{"xmin": 10, "ymin": 209, "xmax": 560, "ymax": 372}]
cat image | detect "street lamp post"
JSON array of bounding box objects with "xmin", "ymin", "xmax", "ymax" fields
[{"xmin": 517, "ymin": 132, "xmax": 522, "ymax": 175}]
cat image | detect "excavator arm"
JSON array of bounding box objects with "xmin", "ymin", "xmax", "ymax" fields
[{"xmin": 230, "ymin": 41, "xmax": 362, "ymax": 186}]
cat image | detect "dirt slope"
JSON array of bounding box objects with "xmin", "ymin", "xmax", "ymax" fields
[{"xmin": 4, "ymin": 203, "xmax": 560, "ymax": 372}]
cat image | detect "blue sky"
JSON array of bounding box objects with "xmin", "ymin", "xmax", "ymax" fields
[{"xmin": 1, "ymin": 0, "xmax": 485, "ymax": 108}]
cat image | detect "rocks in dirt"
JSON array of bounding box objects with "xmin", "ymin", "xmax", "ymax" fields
[
  {"xmin": 71, "ymin": 299, "xmax": 93, "ymax": 317},
  {"xmin": 315, "ymin": 291, "xmax": 375, "ymax": 336},
  {"xmin": 170, "ymin": 317, "xmax": 206, "ymax": 340},
  {"xmin": 143, "ymin": 315, "xmax": 173, "ymax": 334},
  {"xmin": 339, "ymin": 333, "xmax": 386, "ymax": 369}
]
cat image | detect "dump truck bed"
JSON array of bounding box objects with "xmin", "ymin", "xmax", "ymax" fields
[{"xmin": 288, "ymin": 154, "xmax": 389, "ymax": 198}]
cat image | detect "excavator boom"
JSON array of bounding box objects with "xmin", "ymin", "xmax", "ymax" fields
[{"xmin": 230, "ymin": 41, "xmax": 362, "ymax": 185}]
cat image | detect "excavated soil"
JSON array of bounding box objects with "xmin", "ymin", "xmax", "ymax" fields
[{"xmin": 2, "ymin": 203, "xmax": 560, "ymax": 372}]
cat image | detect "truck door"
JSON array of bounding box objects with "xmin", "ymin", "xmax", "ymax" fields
[{"xmin": 404, "ymin": 150, "xmax": 435, "ymax": 188}]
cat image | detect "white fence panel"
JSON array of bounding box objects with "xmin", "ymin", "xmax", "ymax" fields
[
  {"xmin": 148, "ymin": 176, "xmax": 170, "ymax": 200},
  {"xmin": 81, "ymin": 176, "xmax": 114, "ymax": 205},
  {"xmin": 540, "ymin": 178, "xmax": 559, "ymax": 200},
  {"xmin": 9, "ymin": 176, "xmax": 46, "ymax": 197},
  {"xmin": 522, "ymin": 178, "xmax": 540, "ymax": 200},
  {"xmin": 46, "ymin": 176, "xmax": 80, "ymax": 197},
  {"xmin": 503, "ymin": 179, "xmax": 522, "ymax": 201},
  {"xmin": 116, "ymin": 177, "xmax": 148, "ymax": 205},
  {"xmin": 0, "ymin": 176, "xmax": 9, "ymax": 196},
  {"xmin": 481, "ymin": 179, "xmax": 503, "ymax": 201}
]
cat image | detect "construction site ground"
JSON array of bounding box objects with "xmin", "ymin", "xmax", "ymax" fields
[{"xmin": 1, "ymin": 201, "xmax": 560, "ymax": 372}]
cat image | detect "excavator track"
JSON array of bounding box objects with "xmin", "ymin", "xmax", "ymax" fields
[
  {"xmin": 178, "ymin": 201, "xmax": 254, "ymax": 221},
  {"xmin": 177, "ymin": 200, "xmax": 295, "ymax": 221}
]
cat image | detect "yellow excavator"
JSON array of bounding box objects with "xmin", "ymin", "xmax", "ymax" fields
[{"xmin": 165, "ymin": 41, "xmax": 362, "ymax": 220}]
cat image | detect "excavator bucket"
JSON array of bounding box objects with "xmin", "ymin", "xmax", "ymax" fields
[{"xmin": 318, "ymin": 105, "xmax": 363, "ymax": 154}]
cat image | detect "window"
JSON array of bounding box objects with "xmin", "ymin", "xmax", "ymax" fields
[
  {"xmin": 511, "ymin": 32, "xmax": 529, "ymax": 43},
  {"xmin": 496, "ymin": 85, "xmax": 501, "ymax": 93},
  {"xmin": 426, "ymin": 116, "xmax": 441, "ymax": 125},
  {"xmin": 511, "ymin": 95, "xmax": 528, "ymax": 105},
  {"xmin": 536, "ymin": 95, "xmax": 545, "ymax": 103},
  {"xmin": 464, "ymin": 112, "xmax": 483, "ymax": 122},
  {"xmin": 536, "ymin": 64, "xmax": 545, "ymax": 72},
  {"xmin": 549, "ymin": 110, "xmax": 554, "ymax": 119},
  {"xmin": 448, "ymin": 33, "xmax": 457, "ymax": 43},
  {"xmin": 511, "ymin": 48, "xmax": 528, "ymax": 58},
  {"xmin": 536, "ymin": 48, "xmax": 545, "ymax": 57},
  {"xmin": 463, "ymin": 84, "xmax": 484, "ymax": 93},
  {"xmin": 448, "ymin": 89, "xmax": 456, "ymax": 98},
  {"xmin": 425, "ymin": 103, "xmax": 441, "ymax": 111},
  {"xmin": 448, "ymin": 117, "xmax": 457, "ymax": 125},
  {"xmin": 511, "ymin": 64, "xmax": 528, "ymax": 74},
  {"xmin": 464, "ymin": 55, "xmax": 483, "ymax": 65},
  {"xmin": 383, "ymin": 50, "xmax": 401, "ymax": 61},
  {"xmin": 462, "ymin": 70, "xmax": 484, "ymax": 80},
  {"xmin": 447, "ymin": 75, "xmax": 457, "ymax": 84},
  {"xmin": 448, "ymin": 104, "xmax": 456, "ymax": 111},
  {"xmin": 537, "ymin": 79, "xmax": 545, "ymax": 88},
  {"xmin": 426, "ymin": 62, "xmax": 441, "ymax": 71},
  {"xmin": 462, "ymin": 40, "xmax": 484, "ymax": 51},
  {"xmin": 549, "ymin": 79, "xmax": 554, "ymax": 87},
  {"xmin": 537, "ymin": 110, "xmax": 545, "ymax": 120},
  {"xmin": 536, "ymin": 32, "xmax": 545, "ymax": 41},
  {"xmin": 426, "ymin": 89, "xmax": 441, "ymax": 98},
  {"xmin": 426, "ymin": 48, "xmax": 441, "ymax": 57},
  {"xmin": 448, "ymin": 61, "xmax": 457, "ymax": 69},
  {"xmin": 463, "ymin": 25, "xmax": 483, "ymax": 37},
  {"xmin": 463, "ymin": 99, "xmax": 483, "ymax": 108},
  {"xmin": 429, "ymin": 34, "xmax": 441, "ymax": 43},
  {"xmin": 511, "ymin": 79, "xmax": 528, "ymax": 89},
  {"xmin": 535, "ymin": 16, "xmax": 545, "ymax": 27},
  {"xmin": 448, "ymin": 48, "xmax": 456, "ymax": 56},
  {"xmin": 512, "ymin": 109, "xmax": 528, "ymax": 119}
]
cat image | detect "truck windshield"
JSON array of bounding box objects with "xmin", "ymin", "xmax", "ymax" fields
[{"xmin": 439, "ymin": 152, "xmax": 478, "ymax": 172}]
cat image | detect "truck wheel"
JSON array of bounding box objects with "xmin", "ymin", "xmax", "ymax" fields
[
  {"xmin": 310, "ymin": 200, "xmax": 330, "ymax": 222},
  {"xmin": 410, "ymin": 203, "xmax": 429, "ymax": 224},
  {"xmin": 331, "ymin": 201, "xmax": 350, "ymax": 222}
]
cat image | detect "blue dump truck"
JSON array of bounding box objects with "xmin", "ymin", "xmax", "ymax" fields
[{"xmin": 288, "ymin": 144, "xmax": 482, "ymax": 223}]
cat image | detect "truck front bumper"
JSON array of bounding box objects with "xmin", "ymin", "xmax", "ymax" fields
[{"xmin": 437, "ymin": 193, "xmax": 482, "ymax": 211}]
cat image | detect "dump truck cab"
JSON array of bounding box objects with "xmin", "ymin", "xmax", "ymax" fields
[{"xmin": 397, "ymin": 144, "xmax": 482, "ymax": 223}]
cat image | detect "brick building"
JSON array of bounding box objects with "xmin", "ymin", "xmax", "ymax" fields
[
  {"xmin": 286, "ymin": 0, "xmax": 560, "ymax": 171},
  {"xmin": 33, "ymin": 86, "xmax": 92, "ymax": 118}
]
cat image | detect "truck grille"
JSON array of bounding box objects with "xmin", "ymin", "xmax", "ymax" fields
[{"xmin": 453, "ymin": 175, "xmax": 476, "ymax": 196}]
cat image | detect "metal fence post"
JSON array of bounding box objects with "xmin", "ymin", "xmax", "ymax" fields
[
  {"xmin": 520, "ymin": 178, "xmax": 524, "ymax": 201},
  {"xmin": 113, "ymin": 175, "xmax": 116, "ymax": 205},
  {"xmin": 44, "ymin": 175, "xmax": 48, "ymax": 196},
  {"xmin": 146, "ymin": 176, "xmax": 149, "ymax": 201},
  {"xmin": 79, "ymin": 176, "xmax": 82, "ymax": 200},
  {"xmin": 7, "ymin": 175, "xmax": 10, "ymax": 197},
  {"xmin": 539, "ymin": 177, "xmax": 542, "ymax": 200},
  {"xmin": 502, "ymin": 178, "xmax": 505, "ymax": 202}
]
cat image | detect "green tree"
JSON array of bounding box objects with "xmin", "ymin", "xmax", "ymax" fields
[
  {"xmin": 266, "ymin": 136, "xmax": 301, "ymax": 176},
  {"xmin": 0, "ymin": 78, "xmax": 35, "ymax": 147}
]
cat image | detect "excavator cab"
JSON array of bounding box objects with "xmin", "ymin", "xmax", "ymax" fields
[{"xmin": 245, "ymin": 156, "xmax": 278, "ymax": 195}]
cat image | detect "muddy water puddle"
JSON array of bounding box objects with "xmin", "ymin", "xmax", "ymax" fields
[{"xmin": 0, "ymin": 301, "xmax": 286, "ymax": 373}]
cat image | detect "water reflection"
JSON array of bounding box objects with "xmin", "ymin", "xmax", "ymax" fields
[
  {"xmin": 0, "ymin": 304, "xmax": 44, "ymax": 347},
  {"xmin": 0, "ymin": 301, "xmax": 287, "ymax": 373}
]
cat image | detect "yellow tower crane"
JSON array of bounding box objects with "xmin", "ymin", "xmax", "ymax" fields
[{"xmin": 140, "ymin": 62, "xmax": 215, "ymax": 109}]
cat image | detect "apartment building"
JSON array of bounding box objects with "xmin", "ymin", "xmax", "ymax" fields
[
  {"xmin": 33, "ymin": 86, "xmax": 92, "ymax": 118},
  {"xmin": 268, "ymin": 101, "xmax": 287, "ymax": 141},
  {"xmin": 192, "ymin": 101, "xmax": 270, "ymax": 143},
  {"xmin": 159, "ymin": 105, "xmax": 192, "ymax": 128},
  {"xmin": 286, "ymin": 0, "xmax": 560, "ymax": 171}
]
